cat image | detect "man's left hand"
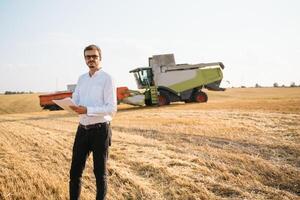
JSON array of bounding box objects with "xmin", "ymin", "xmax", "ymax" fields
[{"xmin": 70, "ymin": 105, "xmax": 87, "ymax": 114}]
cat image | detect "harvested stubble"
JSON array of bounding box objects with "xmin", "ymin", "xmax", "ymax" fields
[{"xmin": 0, "ymin": 88, "xmax": 299, "ymax": 200}]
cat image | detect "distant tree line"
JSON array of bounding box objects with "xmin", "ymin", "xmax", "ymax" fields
[
  {"xmin": 273, "ymin": 82, "xmax": 299, "ymax": 88},
  {"xmin": 238, "ymin": 82, "xmax": 299, "ymax": 88},
  {"xmin": 4, "ymin": 91, "xmax": 34, "ymax": 95}
]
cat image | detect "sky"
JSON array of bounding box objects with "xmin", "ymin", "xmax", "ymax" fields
[{"xmin": 0, "ymin": 0, "xmax": 299, "ymax": 93}]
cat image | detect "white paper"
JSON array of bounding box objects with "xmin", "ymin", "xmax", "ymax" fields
[{"xmin": 53, "ymin": 97, "xmax": 77, "ymax": 113}]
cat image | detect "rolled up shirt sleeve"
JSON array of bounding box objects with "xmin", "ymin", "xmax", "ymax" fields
[{"xmin": 86, "ymin": 75, "xmax": 117, "ymax": 116}]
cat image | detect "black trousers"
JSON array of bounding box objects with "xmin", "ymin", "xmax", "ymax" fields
[{"xmin": 69, "ymin": 122, "xmax": 111, "ymax": 200}]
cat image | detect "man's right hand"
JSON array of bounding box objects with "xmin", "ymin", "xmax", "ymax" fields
[{"xmin": 70, "ymin": 105, "xmax": 87, "ymax": 114}]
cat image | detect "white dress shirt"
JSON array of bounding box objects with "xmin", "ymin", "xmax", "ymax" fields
[{"xmin": 72, "ymin": 69, "xmax": 117, "ymax": 125}]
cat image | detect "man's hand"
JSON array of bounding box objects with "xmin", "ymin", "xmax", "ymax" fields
[{"xmin": 69, "ymin": 105, "xmax": 87, "ymax": 114}]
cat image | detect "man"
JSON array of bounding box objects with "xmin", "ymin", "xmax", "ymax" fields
[{"xmin": 69, "ymin": 44, "xmax": 117, "ymax": 200}]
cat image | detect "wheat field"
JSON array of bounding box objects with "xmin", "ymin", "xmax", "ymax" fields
[{"xmin": 0, "ymin": 88, "xmax": 299, "ymax": 200}]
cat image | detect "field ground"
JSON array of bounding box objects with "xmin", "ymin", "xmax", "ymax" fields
[{"xmin": 0, "ymin": 88, "xmax": 299, "ymax": 199}]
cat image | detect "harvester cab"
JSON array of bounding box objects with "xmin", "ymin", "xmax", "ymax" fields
[
  {"xmin": 129, "ymin": 66, "xmax": 158, "ymax": 106},
  {"xmin": 130, "ymin": 67, "xmax": 154, "ymax": 89}
]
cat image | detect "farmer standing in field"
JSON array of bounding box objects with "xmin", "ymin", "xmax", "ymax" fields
[{"xmin": 69, "ymin": 44, "xmax": 117, "ymax": 200}]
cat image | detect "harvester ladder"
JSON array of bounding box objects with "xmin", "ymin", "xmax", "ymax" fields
[{"xmin": 150, "ymin": 86, "xmax": 158, "ymax": 105}]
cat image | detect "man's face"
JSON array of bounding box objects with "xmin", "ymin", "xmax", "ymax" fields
[{"xmin": 84, "ymin": 49, "xmax": 101, "ymax": 70}]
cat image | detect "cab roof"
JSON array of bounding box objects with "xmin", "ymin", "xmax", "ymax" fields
[{"xmin": 129, "ymin": 67, "xmax": 151, "ymax": 73}]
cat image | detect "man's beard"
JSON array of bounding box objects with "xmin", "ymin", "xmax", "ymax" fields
[{"xmin": 88, "ymin": 62, "xmax": 96, "ymax": 68}]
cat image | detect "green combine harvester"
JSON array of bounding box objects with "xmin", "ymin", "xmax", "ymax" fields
[{"xmin": 121, "ymin": 54, "xmax": 225, "ymax": 106}]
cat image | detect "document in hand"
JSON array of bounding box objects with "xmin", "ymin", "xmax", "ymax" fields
[{"xmin": 53, "ymin": 97, "xmax": 77, "ymax": 113}]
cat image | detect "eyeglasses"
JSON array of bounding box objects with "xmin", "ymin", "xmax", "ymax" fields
[{"xmin": 85, "ymin": 55, "xmax": 99, "ymax": 60}]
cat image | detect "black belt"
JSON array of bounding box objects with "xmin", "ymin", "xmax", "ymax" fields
[{"xmin": 79, "ymin": 122, "xmax": 108, "ymax": 130}]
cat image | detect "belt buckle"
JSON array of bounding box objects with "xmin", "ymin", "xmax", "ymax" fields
[
  {"xmin": 83, "ymin": 124, "xmax": 89, "ymax": 130},
  {"xmin": 80, "ymin": 124, "xmax": 89, "ymax": 130}
]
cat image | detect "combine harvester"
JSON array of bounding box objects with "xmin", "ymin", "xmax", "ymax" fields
[
  {"xmin": 119, "ymin": 54, "xmax": 225, "ymax": 106},
  {"xmin": 39, "ymin": 54, "xmax": 225, "ymax": 109}
]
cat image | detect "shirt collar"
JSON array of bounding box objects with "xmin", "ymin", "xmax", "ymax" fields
[{"xmin": 89, "ymin": 69, "xmax": 101, "ymax": 78}]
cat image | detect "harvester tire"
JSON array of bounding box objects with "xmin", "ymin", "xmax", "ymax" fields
[
  {"xmin": 158, "ymin": 91, "xmax": 170, "ymax": 106},
  {"xmin": 184, "ymin": 99, "xmax": 192, "ymax": 103},
  {"xmin": 193, "ymin": 91, "xmax": 208, "ymax": 103},
  {"xmin": 49, "ymin": 105, "xmax": 62, "ymax": 111},
  {"xmin": 145, "ymin": 99, "xmax": 152, "ymax": 106}
]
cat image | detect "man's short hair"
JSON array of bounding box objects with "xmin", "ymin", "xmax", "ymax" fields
[{"xmin": 84, "ymin": 44, "xmax": 102, "ymax": 60}]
